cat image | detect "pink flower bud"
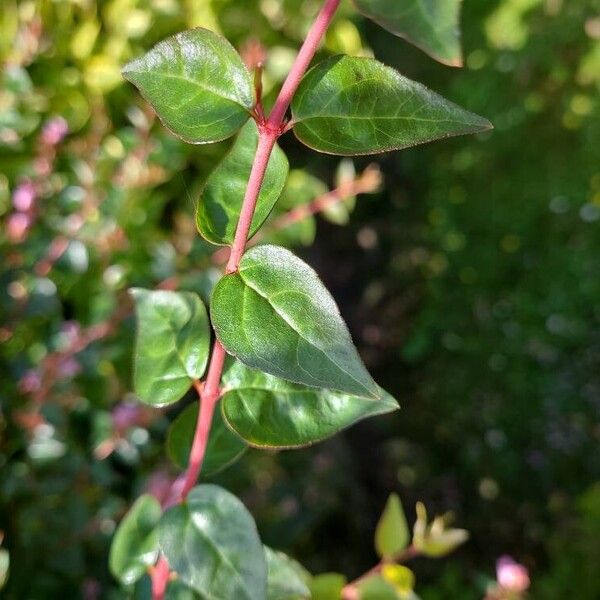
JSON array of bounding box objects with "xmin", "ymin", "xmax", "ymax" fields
[
  {"xmin": 12, "ymin": 181, "xmax": 36, "ymax": 211},
  {"xmin": 111, "ymin": 402, "xmax": 142, "ymax": 431},
  {"xmin": 496, "ymin": 556, "xmax": 530, "ymax": 593},
  {"xmin": 57, "ymin": 356, "xmax": 81, "ymax": 378},
  {"xmin": 40, "ymin": 116, "xmax": 69, "ymax": 146},
  {"xmin": 7, "ymin": 212, "xmax": 32, "ymax": 243},
  {"xmin": 19, "ymin": 370, "xmax": 42, "ymax": 393}
]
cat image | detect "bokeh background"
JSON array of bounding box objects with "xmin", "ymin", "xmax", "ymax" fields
[{"xmin": 1, "ymin": 0, "xmax": 599, "ymax": 597}]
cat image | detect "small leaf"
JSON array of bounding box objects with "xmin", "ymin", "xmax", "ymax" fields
[
  {"xmin": 309, "ymin": 573, "xmax": 347, "ymax": 600},
  {"xmin": 380, "ymin": 564, "xmax": 416, "ymax": 598},
  {"xmin": 197, "ymin": 120, "xmax": 289, "ymax": 245},
  {"xmin": 292, "ymin": 55, "xmax": 491, "ymax": 156},
  {"xmin": 159, "ymin": 484, "xmax": 267, "ymax": 599},
  {"xmin": 109, "ymin": 494, "xmax": 162, "ymax": 585},
  {"xmin": 123, "ymin": 28, "xmax": 253, "ymax": 144},
  {"xmin": 167, "ymin": 402, "xmax": 247, "ymax": 476},
  {"xmin": 211, "ymin": 245, "xmax": 379, "ymax": 398},
  {"xmin": 358, "ymin": 575, "xmax": 399, "ymax": 600},
  {"xmin": 131, "ymin": 289, "xmax": 210, "ymax": 407},
  {"xmin": 221, "ymin": 361, "xmax": 398, "ymax": 448},
  {"xmin": 375, "ymin": 494, "xmax": 410, "ymax": 559},
  {"xmin": 353, "ymin": 0, "xmax": 463, "ymax": 66},
  {"xmin": 265, "ymin": 546, "xmax": 311, "ymax": 600}
]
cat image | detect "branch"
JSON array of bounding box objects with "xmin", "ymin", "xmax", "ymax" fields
[{"xmin": 152, "ymin": 1, "xmax": 342, "ymax": 595}]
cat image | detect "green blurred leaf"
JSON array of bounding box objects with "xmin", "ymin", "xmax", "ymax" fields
[
  {"xmin": 0, "ymin": 548, "xmax": 8, "ymax": 590},
  {"xmin": 131, "ymin": 289, "xmax": 210, "ymax": 406},
  {"xmin": 375, "ymin": 493, "xmax": 410, "ymax": 559},
  {"xmin": 109, "ymin": 494, "xmax": 161, "ymax": 585},
  {"xmin": 380, "ymin": 564, "xmax": 417, "ymax": 598},
  {"xmin": 353, "ymin": 0, "xmax": 463, "ymax": 66},
  {"xmin": 196, "ymin": 120, "xmax": 288, "ymax": 245},
  {"xmin": 211, "ymin": 245, "xmax": 379, "ymax": 398},
  {"xmin": 158, "ymin": 484, "xmax": 267, "ymax": 599},
  {"xmin": 221, "ymin": 361, "xmax": 398, "ymax": 448},
  {"xmin": 167, "ymin": 402, "xmax": 247, "ymax": 476},
  {"xmin": 265, "ymin": 546, "xmax": 311, "ymax": 600},
  {"xmin": 123, "ymin": 28, "xmax": 253, "ymax": 144},
  {"xmin": 358, "ymin": 575, "xmax": 399, "ymax": 600},
  {"xmin": 309, "ymin": 573, "xmax": 347, "ymax": 600},
  {"xmin": 292, "ymin": 56, "xmax": 491, "ymax": 155}
]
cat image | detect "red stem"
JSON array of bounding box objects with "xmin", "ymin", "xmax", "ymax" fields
[{"xmin": 152, "ymin": 1, "xmax": 341, "ymax": 595}]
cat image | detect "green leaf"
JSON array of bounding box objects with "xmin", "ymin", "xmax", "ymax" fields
[
  {"xmin": 358, "ymin": 575, "xmax": 399, "ymax": 600},
  {"xmin": 109, "ymin": 494, "xmax": 162, "ymax": 585},
  {"xmin": 159, "ymin": 484, "xmax": 267, "ymax": 599},
  {"xmin": 167, "ymin": 402, "xmax": 247, "ymax": 477},
  {"xmin": 221, "ymin": 361, "xmax": 398, "ymax": 448},
  {"xmin": 196, "ymin": 120, "xmax": 289, "ymax": 245},
  {"xmin": 0, "ymin": 548, "xmax": 8, "ymax": 590},
  {"xmin": 375, "ymin": 494, "xmax": 410, "ymax": 559},
  {"xmin": 292, "ymin": 55, "xmax": 491, "ymax": 156},
  {"xmin": 353, "ymin": 0, "xmax": 463, "ymax": 66},
  {"xmin": 122, "ymin": 28, "xmax": 253, "ymax": 144},
  {"xmin": 265, "ymin": 546, "xmax": 311, "ymax": 600},
  {"xmin": 309, "ymin": 573, "xmax": 347, "ymax": 600},
  {"xmin": 211, "ymin": 245, "xmax": 379, "ymax": 398},
  {"xmin": 131, "ymin": 289, "xmax": 210, "ymax": 407}
]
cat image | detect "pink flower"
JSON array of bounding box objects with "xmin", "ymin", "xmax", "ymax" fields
[
  {"xmin": 12, "ymin": 181, "xmax": 36, "ymax": 212},
  {"xmin": 7, "ymin": 212, "xmax": 32, "ymax": 243},
  {"xmin": 496, "ymin": 556, "xmax": 530, "ymax": 593},
  {"xmin": 111, "ymin": 402, "xmax": 143, "ymax": 431},
  {"xmin": 40, "ymin": 116, "xmax": 69, "ymax": 146}
]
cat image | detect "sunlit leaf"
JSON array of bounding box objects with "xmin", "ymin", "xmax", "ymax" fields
[
  {"xmin": 196, "ymin": 120, "xmax": 288, "ymax": 245},
  {"xmin": 123, "ymin": 28, "xmax": 253, "ymax": 144},
  {"xmin": 131, "ymin": 289, "xmax": 210, "ymax": 407},
  {"xmin": 292, "ymin": 56, "xmax": 491, "ymax": 155},
  {"xmin": 211, "ymin": 245, "xmax": 379, "ymax": 398},
  {"xmin": 221, "ymin": 361, "xmax": 398, "ymax": 448},
  {"xmin": 159, "ymin": 484, "xmax": 267, "ymax": 599}
]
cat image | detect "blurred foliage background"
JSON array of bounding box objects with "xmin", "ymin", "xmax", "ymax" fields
[{"xmin": 1, "ymin": 0, "xmax": 599, "ymax": 598}]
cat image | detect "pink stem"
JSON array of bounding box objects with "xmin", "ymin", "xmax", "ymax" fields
[
  {"xmin": 267, "ymin": 0, "xmax": 341, "ymax": 127},
  {"xmin": 152, "ymin": 1, "xmax": 341, "ymax": 595},
  {"xmin": 179, "ymin": 342, "xmax": 227, "ymax": 498}
]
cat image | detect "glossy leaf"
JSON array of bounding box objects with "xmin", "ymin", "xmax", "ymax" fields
[
  {"xmin": 109, "ymin": 494, "xmax": 161, "ymax": 585},
  {"xmin": 292, "ymin": 55, "xmax": 491, "ymax": 156},
  {"xmin": 167, "ymin": 402, "xmax": 247, "ymax": 477},
  {"xmin": 122, "ymin": 28, "xmax": 253, "ymax": 144},
  {"xmin": 353, "ymin": 0, "xmax": 463, "ymax": 66},
  {"xmin": 131, "ymin": 289, "xmax": 210, "ymax": 407},
  {"xmin": 221, "ymin": 361, "xmax": 398, "ymax": 448},
  {"xmin": 211, "ymin": 245, "xmax": 379, "ymax": 398},
  {"xmin": 309, "ymin": 573, "xmax": 347, "ymax": 600},
  {"xmin": 265, "ymin": 546, "xmax": 311, "ymax": 600},
  {"xmin": 196, "ymin": 120, "xmax": 289, "ymax": 245},
  {"xmin": 159, "ymin": 484, "xmax": 266, "ymax": 599},
  {"xmin": 375, "ymin": 493, "xmax": 410, "ymax": 559}
]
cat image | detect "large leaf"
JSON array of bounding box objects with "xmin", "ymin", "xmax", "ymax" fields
[
  {"xmin": 292, "ymin": 55, "xmax": 491, "ymax": 156},
  {"xmin": 265, "ymin": 546, "xmax": 311, "ymax": 600},
  {"xmin": 210, "ymin": 245, "xmax": 379, "ymax": 398},
  {"xmin": 375, "ymin": 494, "xmax": 410, "ymax": 559},
  {"xmin": 353, "ymin": 0, "xmax": 463, "ymax": 66},
  {"xmin": 309, "ymin": 574, "xmax": 347, "ymax": 600},
  {"xmin": 221, "ymin": 361, "xmax": 398, "ymax": 448},
  {"xmin": 167, "ymin": 402, "xmax": 247, "ymax": 476},
  {"xmin": 122, "ymin": 28, "xmax": 253, "ymax": 144},
  {"xmin": 196, "ymin": 120, "xmax": 289, "ymax": 245},
  {"xmin": 158, "ymin": 484, "xmax": 266, "ymax": 600},
  {"xmin": 109, "ymin": 494, "xmax": 162, "ymax": 585},
  {"xmin": 131, "ymin": 289, "xmax": 210, "ymax": 407}
]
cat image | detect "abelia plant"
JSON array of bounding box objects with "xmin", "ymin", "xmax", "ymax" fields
[{"xmin": 111, "ymin": 1, "xmax": 491, "ymax": 598}]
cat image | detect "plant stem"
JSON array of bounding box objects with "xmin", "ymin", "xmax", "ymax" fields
[{"xmin": 154, "ymin": 1, "xmax": 342, "ymax": 595}]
